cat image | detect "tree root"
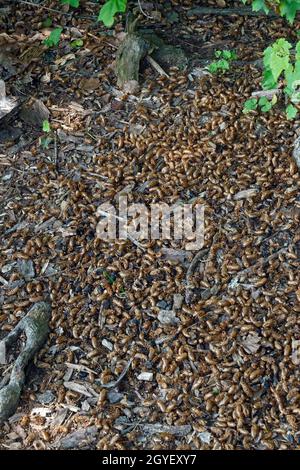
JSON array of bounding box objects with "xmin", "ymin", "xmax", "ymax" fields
[{"xmin": 0, "ymin": 302, "xmax": 51, "ymax": 423}]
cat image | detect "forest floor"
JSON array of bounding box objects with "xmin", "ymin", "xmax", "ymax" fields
[{"xmin": 0, "ymin": 0, "xmax": 300, "ymax": 450}]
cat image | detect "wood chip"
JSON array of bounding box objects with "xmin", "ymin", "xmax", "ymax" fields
[{"xmin": 137, "ymin": 372, "xmax": 153, "ymax": 381}]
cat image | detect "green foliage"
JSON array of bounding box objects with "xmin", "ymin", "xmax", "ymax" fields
[
  {"xmin": 60, "ymin": 0, "xmax": 80, "ymax": 7},
  {"xmin": 70, "ymin": 38, "xmax": 84, "ymax": 48},
  {"xmin": 243, "ymin": 98, "xmax": 258, "ymax": 113},
  {"xmin": 98, "ymin": 0, "xmax": 127, "ymax": 27},
  {"xmin": 261, "ymin": 38, "xmax": 300, "ymax": 118},
  {"xmin": 286, "ymin": 103, "xmax": 298, "ymax": 118},
  {"xmin": 42, "ymin": 17, "xmax": 52, "ymax": 28},
  {"xmin": 208, "ymin": 50, "xmax": 237, "ymax": 74},
  {"xmin": 40, "ymin": 120, "xmax": 52, "ymax": 149},
  {"xmin": 43, "ymin": 27, "xmax": 63, "ymax": 47},
  {"xmin": 263, "ymin": 38, "xmax": 291, "ymax": 82},
  {"xmin": 42, "ymin": 120, "xmax": 51, "ymax": 133},
  {"xmin": 243, "ymin": 0, "xmax": 300, "ymax": 24}
]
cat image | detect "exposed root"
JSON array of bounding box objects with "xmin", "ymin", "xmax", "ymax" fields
[{"xmin": 0, "ymin": 301, "xmax": 51, "ymax": 423}]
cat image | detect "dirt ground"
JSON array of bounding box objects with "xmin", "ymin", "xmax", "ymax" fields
[{"xmin": 0, "ymin": 0, "xmax": 300, "ymax": 450}]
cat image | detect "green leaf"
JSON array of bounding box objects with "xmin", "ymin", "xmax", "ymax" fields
[
  {"xmin": 262, "ymin": 68, "xmax": 277, "ymax": 90},
  {"xmin": 42, "ymin": 120, "xmax": 51, "ymax": 133},
  {"xmin": 252, "ymin": 0, "xmax": 269, "ymax": 14},
  {"xmin": 208, "ymin": 62, "xmax": 218, "ymax": 73},
  {"xmin": 218, "ymin": 59, "xmax": 230, "ymax": 70},
  {"xmin": 286, "ymin": 103, "xmax": 298, "ymax": 119},
  {"xmin": 60, "ymin": 0, "xmax": 80, "ymax": 7},
  {"xmin": 258, "ymin": 96, "xmax": 273, "ymax": 112},
  {"xmin": 166, "ymin": 11, "xmax": 179, "ymax": 23},
  {"xmin": 222, "ymin": 50, "xmax": 237, "ymax": 60},
  {"xmin": 243, "ymin": 98, "xmax": 258, "ymax": 113},
  {"xmin": 263, "ymin": 45, "xmax": 273, "ymax": 68},
  {"xmin": 98, "ymin": 0, "xmax": 127, "ymax": 27},
  {"xmin": 43, "ymin": 27, "xmax": 63, "ymax": 47},
  {"xmin": 279, "ymin": 0, "xmax": 299, "ymax": 24},
  {"xmin": 42, "ymin": 17, "xmax": 52, "ymax": 28},
  {"xmin": 70, "ymin": 38, "xmax": 84, "ymax": 48},
  {"xmin": 268, "ymin": 38, "xmax": 292, "ymax": 81},
  {"xmin": 296, "ymin": 41, "xmax": 300, "ymax": 62},
  {"xmin": 40, "ymin": 136, "xmax": 52, "ymax": 149},
  {"xmin": 215, "ymin": 50, "xmax": 222, "ymax": 58}
]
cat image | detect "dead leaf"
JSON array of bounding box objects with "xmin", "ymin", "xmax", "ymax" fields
[
  {"xmin": 234, "ymin": 188, "xmax": 258, "ymax": 200},
  {"xmin": 292, "ymin": 339, "xmax": 300, "ymax": 365},
  {"xmin": 241, "ymin": 332, "xmax": 261, "ymax": 354},
  {"xmin": 81, "ymin": 77, "xmax": 100, "ymax": 91}
]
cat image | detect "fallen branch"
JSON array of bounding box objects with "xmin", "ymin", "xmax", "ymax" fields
[
  {"xmin": 147, "ymin": 55, "xmax": 169, "ymax": 77},
  {"xmin": 185, "ymin": 248, "xmax": 209, "ymax": 304},
  {"xmin": 96, "ymin": 359, "xmax": 132, "ymax": 389},
  {"xmin": 293, "ymin": 133, "xmax": 300, "ymax": 170},
  {"xmin": 228, "ymin": 246, "xmax": 288, "ymax": 289},
  {"xmin": 0, "ymin": 302, "xmax": 51, "ymax": 423},
  {"xmin": 251, "ymin": 89, "xmax": 280, "ymax": 100},
  {"xmin": 187, "ymin": 7, "xmax": 278, "ymax": 17}
]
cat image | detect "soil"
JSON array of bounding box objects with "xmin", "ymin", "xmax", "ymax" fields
[{"xmin": 0, "ymin": 0, "xmax": 300, "ymax": 450}]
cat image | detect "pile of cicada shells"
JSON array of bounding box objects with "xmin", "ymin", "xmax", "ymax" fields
[{"xmin": 0, "ymin": 0, "xmax": 300, "ymax": 451}]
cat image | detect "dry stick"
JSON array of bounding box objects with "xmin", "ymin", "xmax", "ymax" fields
[
  {"xmin": 97, "ymin": 209, "xmax": 146, "ymax": 251},
  {"xmin": 137, "ymin": 0, "xmax": 154, "ymax": 19},
  {"xmin": 187, "ymin": 6, "xmax": 278, "ymax": 17},
  {"xmin": 97, "ymin": 359, "xmax": 132, "ymax": 389},
  {"xmin": 185, "ymin": 248, "xmax": 209, "ymax": 304},
  {"xmin": 229, "ymin": 246, "xmax": 289, "ymax": 288},
  {"xmin": 146, "ymin": 56, "xmax": 169, "ymax": 77},
  {"xmin": 16, "ymin": 0, "xmax": 74, "ymax": 16}
]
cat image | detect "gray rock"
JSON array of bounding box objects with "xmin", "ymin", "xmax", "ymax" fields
[
  {"xmin": 108, "ymin": 390, "xmax": 124, "ymax": 404},
  {"xmin": 17, "ymin": 259, "xmax": 35, "ymax": 280},
  {"xmin": 36, "ymin": 390, "xmax": 56, "ymax": 405},
  {"xmin": 157, "ymin": 310, "xmax": 178, "ymax": 325}
]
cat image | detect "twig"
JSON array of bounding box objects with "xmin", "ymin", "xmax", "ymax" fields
[
  {"xmin": 187, "ymin": 6, "xmax": 278, "ymax": 18},
  {"xmin": 54, "ymin": 131, "xmax": 58, "ymax": 170},
  {"xmin": 185, "ymin": 248, "xmax": 209, "ymax": 305},
  {"xmin": 147, "ymin": 56, "xmax": 169, "ymax": 77},
  {"xmin": 16, "ymin": 0, "xmax": 74, "ymax": 16},
  {"xmin": 229, "ymin": 246, "xmax": 289, "ymax": 288},
  {"xmin": 251, "ymin": 89, "xmax": 280, "ymax": 99},
  {"xmin": 97, "ymin": 359, "xmax": 132, "ymax": 389},
  {"xmin": 96, "ymin": 209, "xmax": 147, "ymax": 251},
  {"xmin": 137, "ymin": 0, "xmax": 154, "ymax": 19}
]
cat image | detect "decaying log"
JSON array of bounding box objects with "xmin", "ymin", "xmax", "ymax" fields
[
  {"xmin": 0, "ymin": 302, "xmax": 51, "ymax": 423},
  {"xmin": 116, "ymin": 33, "xmax": 150, "ymax": 90}
]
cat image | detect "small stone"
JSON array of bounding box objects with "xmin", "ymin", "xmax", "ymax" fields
[
  {"xmin": 108, "ymin": 390, "xmax": 124, "ymax": 404},
  {"xmin": 20, "ymin": 98, "xmax": 49, "ymax": 128},
  {"xmin": 17, "ymin": 259, "xmax": 35, "ymax": 280},
  {"xmin": 157, "ymin": 310, "xmax": 178, "ymax": 325},
  {"xmin": 199, "ymin": 431, "xmax": 212, "ymax": 444},
  {"xmin": 123, "ymin": 80, "xmax": 140, "ymax": 95},
  {"xmin": 111, "ymin": 99, "xmax": 124, "ymax": 111},
  {"xmin": 156, "ymin": 300, "xmax": 168, "ymax": 309},
  {"xmin": 173, "ymin": 294, "xmax": 183, "ymax": 310},
  {"xmin": 102, "ymin": 339, "xmax": 113, "ymax": 351},
  {"xmin": 137, "ymin": 372, "xmax": 153, "ymax": 381},
  {"xmin": 36, "ymin": 390, "xmax": 56, "ymax": 405},
  {"xmin": 234, "ymin": 188, "xmax": 258, "ymax": 200},
  {"xmin": 81, "ymin": 400, "xmax": 91, "ymax": 411}
]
